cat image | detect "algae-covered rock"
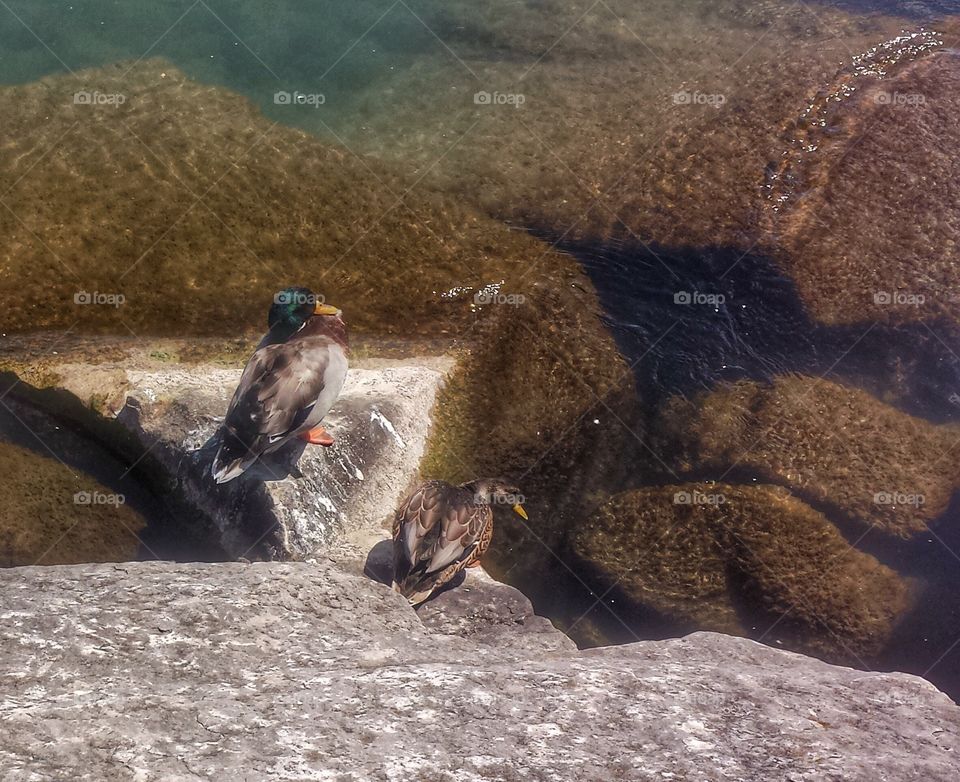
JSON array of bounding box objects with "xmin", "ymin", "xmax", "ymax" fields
[
  {"xmin": 0, "ymin": 60, "xmax": 565, "ymax": 338},
  {"xmin": 656, "ymin": 375, "xmax": 960, "ymax": 537},
  {"xmin": 0, "ymin": 441, "xmax": 146, "ymax": 566},
  {"xmin": 572, "ymin": 483, "xmax": 911, "ymax": 662},
  {"xmin": 336, "ymin": 11, "xmax": 960, "ymax": 336},
  {"xmin": 774, "ymin": 49, "xmax": 960, "ymax": 326},
  {"xmin": 341, "ymin": 0, "xmax": 896, "ymax": 252},
  {"xmin": 422, "ymin": 273, "xmax": 642, "ymax": 594}
]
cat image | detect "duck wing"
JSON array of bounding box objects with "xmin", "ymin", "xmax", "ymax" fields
[
  {"xmin": 392, "ymin": 481, "xmax": 489, "ymax": 603},
  {"xmin": 212, "ymin": 336, "xmax": 343, "ymax": 482}
]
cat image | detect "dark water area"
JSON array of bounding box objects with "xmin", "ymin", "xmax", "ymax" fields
[
  {"xmin": 0, "ymin": 390, "xmax": 225, "ymax": 564},
  {"xmin": 553, "ymin": 236, "xmax": 960, "ymax": 697},
  {"xmin": 830, "ymin": 0, "xmax": 960, "ymax": 18},
  {"xmin": 0, "ymin": 0, "xmax": 432, "ymax": 135},
  {"xmin": 561, "ymin": 237, "xmax": 960, "ymax": 423}
]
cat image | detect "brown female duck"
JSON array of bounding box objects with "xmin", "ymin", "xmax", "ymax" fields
[{"xmin": 391, "ymin": 478, "xmax": 527, "ymax": 605}]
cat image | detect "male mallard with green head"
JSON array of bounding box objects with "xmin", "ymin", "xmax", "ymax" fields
[
  {"xmin": 391, "ymin": 478, "xmax": 528, "ymax": 605},
  {"xmin": 211, "ymin": 286, "xmax": 348, "ymax": 484}
]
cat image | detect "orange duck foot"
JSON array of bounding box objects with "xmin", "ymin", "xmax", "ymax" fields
[{"xmin": 299, "ymin": 426, "xmax": 335, "ymax": 446}]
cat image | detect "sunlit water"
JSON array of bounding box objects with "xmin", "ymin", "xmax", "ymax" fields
[{"xmin": 1, "ymin": 0, "xmax": 959, "ymax": 698}]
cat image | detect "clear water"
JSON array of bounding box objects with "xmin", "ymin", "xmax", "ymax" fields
[
  {"xmin": 0, "ymin": 1, "xmax": 444, "ymax": 135},
  {"xmin": 1, "ymin": 0, "xmax": 959, "ymax": 700}
]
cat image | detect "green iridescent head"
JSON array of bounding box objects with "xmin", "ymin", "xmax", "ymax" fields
[{"xmin": 266, "ymin": 286, "xmax": 339, "ymax": 339}]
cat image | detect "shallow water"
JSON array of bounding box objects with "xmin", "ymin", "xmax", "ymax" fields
[
  {"xmin": 564, "ymin": 236, "xmax": 960, "ymax": 421},
  {"xmin": 1, "ymin": 0, "xmax": 959, "ymax": 700},
  {"xmin": 550, "ymin": 235, "xmax": 960, "ymax": 692}
]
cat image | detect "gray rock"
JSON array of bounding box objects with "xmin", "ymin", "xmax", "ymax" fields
[
  {"xmin": 106, "ymin": 359, "xmax": 450, "ymax": 561},
  {"xmin": 415, "ymin": 566, "xmax": 576, "ymax": 656},
  {"xmin": 1, "ymin": 561, "xmax": 956, "ymax": 781},
  {"xmin": 363, "ymin": 538, "xmax": 575, "ymax": 655}
]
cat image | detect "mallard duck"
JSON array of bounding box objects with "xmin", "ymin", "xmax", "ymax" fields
[
  {"xmin": 211, "ymin": 286, "xmax": 348, "ymax": 484},
  {"xmin": 391, "ymin": 478, "xmax": 528, "ymax": 605}
]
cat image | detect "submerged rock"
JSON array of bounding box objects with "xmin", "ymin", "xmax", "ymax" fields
[
  {"xmin": 656, "ymin": 375, "xmax": 960, "ymax": 537},
  {"xmin": 774, "ymin": 48, "xmax": 960, "ymax": 327},
  {"xmin": 341, "ymin": 0, "xmax": 897, "ymax": 251},
  {"xmin": 421, "ymin": 278, "xmax": 642, "ymax": 599},
  {"xmin": 572, "ymin": 483, "xmax": 911, "ymax": 662},
  {"xmin": 0, "ymin": 441, "xmax": 146, "ymax": 567},
  {"xmin": 1, "ymin": 560, "xmax": 956, "ymax": 781},
  {"xmin": 0, "ymin": 60, "xmax": 565, "ymax": 338}
]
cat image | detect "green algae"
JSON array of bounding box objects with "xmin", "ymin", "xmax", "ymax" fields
[
  {"xmin": 0, "ymin": 441, "xmax": 147, "ymax": 566},
  {"xmin": 655, "ymin": 375, "xmax": 960, "ymax": 538},
  {"xmin": 421, "ymin": 267, "xmax": 644, "ymax": 596},
  {"xmin": 572, "ymin": 483, "xmax": 912, "ymax": 662},
  {"xmin": 0, "ymin": 61, "xmax": 561, "ymax": 340}
]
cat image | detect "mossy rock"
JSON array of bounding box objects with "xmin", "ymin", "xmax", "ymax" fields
[
  {"xmin": 0, "ymin": 60, "xmax": 563, "ymax": 339},
  {"xmin": 0, "ymin": 442, "xmax": 147, "ymax": 566},
  {"xmin": 340, "ymin": 3, "xmax": 894, "ymax": 253},
  {"xmin": 774, "ymin": 50, "xmax": 960, "ymax": 327},
  {"xmin": 422, "ymin": 272, "xmax": 642, "ymax": 589},
  {"xmin": 572, "ymin": 483, "xmax": 911, "ymax": 662},
  {"xmin": 655, "ymin": 375, "xmax": 960, "ymax": 538}
]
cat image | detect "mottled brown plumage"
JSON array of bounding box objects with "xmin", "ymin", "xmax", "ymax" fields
[{"xmin": 391, "ymin": 478, "xmax": 527, "ymax": 605}]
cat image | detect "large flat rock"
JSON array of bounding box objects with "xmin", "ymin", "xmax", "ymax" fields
[
  {"xmin": 97, "ymin": 358, "xmax": 450, "ymax": 561},
  {"xmin": 0, "ymin": 561, "xmax": 957, "ymax": 781}
]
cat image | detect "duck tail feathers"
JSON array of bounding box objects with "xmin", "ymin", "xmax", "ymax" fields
[
  {"xmin": 391, "ymin": 578, "xmax": 434, "ymax": 607},
  {"xmin": 211, "ymin": 441, "xmax": 255, "ymax": 484}
]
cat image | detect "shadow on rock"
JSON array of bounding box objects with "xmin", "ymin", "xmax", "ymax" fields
[
  {"xmin": 363, "ymin": 538, "xmax": 466, "ymax": 603},
  {"xmin": 551, "ymin": 235, "xmax": 960, "ymax": 423},
  {"xmin": 0, "ymin": 375, "xmax": 226, "ymax": 564}
]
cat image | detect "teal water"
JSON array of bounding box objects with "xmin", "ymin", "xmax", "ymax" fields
[
  {"xmin": 0, "ymin": 1, "xmax": 447, "ymax": 136},
  {"xmin": 0, "ymin": 1, "xmax": 951, "ymax": 162},
  {"xmin": 0, "ymin": 1, "xmax": 913, "ymax": 135}
]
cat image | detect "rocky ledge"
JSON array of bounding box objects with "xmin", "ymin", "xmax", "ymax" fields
[
  {"xmin": 1, "ymin": 561, "xmax": 957, "ymax": 782},
  {"xmin": 44, "ymin": 355, "xmax": 452, "ymax": 563}
]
